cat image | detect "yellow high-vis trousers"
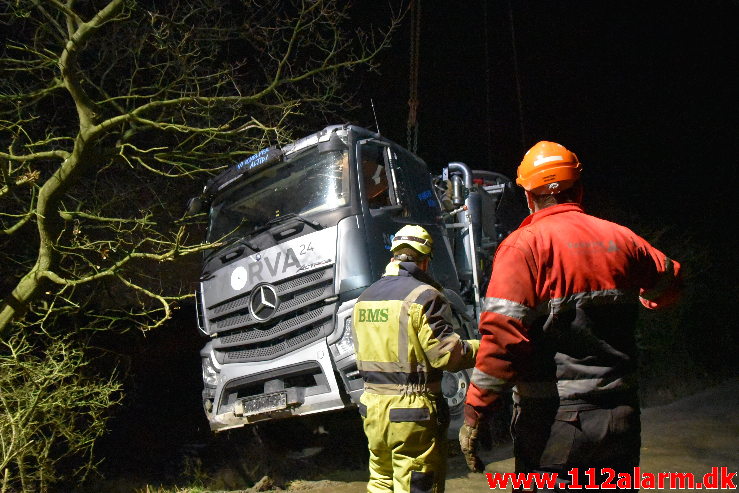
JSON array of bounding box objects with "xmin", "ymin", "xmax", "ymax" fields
[{"xmin": 360, "ymin": 391, "xmax": 449, "ymax": 493}]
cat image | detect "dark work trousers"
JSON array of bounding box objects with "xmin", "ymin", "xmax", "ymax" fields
[{"xmin": 512, "ymin": 404, "xmax": 641, "ymax": 492}]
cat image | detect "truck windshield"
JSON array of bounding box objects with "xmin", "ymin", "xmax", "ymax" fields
[{"xmin": 208, "ymin": 148, "xmax": 349, "ymax": 242}]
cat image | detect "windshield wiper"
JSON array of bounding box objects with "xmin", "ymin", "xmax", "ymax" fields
[
  {"xmin": 291, "ymin": 214, "xmax": 324, "ymax": 230},
  {"xmin": 249, "ymin": 213, "xmax": 324, "ymax": 236},
  {"xmin": 204, "ymin": 235, "xmax": 260, "ymax": 262},
  {"xmin": 204, "ymin": 214, "xmax": 321, "ymax": 263},
  {"xmin": 200, "ymin": 237, "xmax": 260, "ymax": 280}
]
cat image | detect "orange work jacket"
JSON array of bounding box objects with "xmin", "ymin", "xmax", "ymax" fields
[{"xmin": 466, "ymin": 203, "xmax": 681, "ymax": 413}]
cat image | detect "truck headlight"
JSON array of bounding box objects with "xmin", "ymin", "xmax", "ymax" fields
[
  {"xmin": 201, "ymin": 355, "xmax": 219, "ymax": 387},
  {"xmin": 333, "ymin": 316, "xmax": 355, "ymax": 357}
]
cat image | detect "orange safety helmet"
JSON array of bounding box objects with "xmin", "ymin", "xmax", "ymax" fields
[{"xmin": 516, "ymin": 141, "xmax": 582, "ymax": 195}]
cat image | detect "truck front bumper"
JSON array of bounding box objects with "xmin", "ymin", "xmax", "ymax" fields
[{"xmin": 205, "ymin": 339, "xmax": 349, "ymax": 432}]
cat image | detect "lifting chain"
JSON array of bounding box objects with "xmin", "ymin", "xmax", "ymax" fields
[{"xmin": 406, "ymin": 0, "xmax": 421, "ymax": 154}]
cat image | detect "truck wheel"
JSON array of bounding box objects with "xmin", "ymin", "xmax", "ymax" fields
[{"xmin": 442, "ymin": 368, "xmax": 471, "ymax": 438}]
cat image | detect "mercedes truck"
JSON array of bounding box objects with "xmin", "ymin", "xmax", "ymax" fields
[{"xmin": 191, "ymin": 124, "xmax": 523, "ymax": 433}]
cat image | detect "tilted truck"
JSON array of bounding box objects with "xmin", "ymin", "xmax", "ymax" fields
[{"xmin": 191, "ymin": 124, "xmax": 524, "ymax": 434}]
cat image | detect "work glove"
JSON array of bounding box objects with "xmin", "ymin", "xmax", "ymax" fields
[{"xmin": 458, "ymin": 422, "xmax": 485, "ymax": 473}]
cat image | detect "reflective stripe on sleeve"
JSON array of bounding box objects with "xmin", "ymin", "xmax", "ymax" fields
[
  {"xmin": 481, "ymin": 297, "xmax": 537, "ymax": 324},
  {"xmin": 471, "ymin": 368, "xmax": 511, "ymax": 393},
  {"xmin": 549, "ymin": 288, "xmax": 638, "ymax": 312},
  {"xmin": 483, "ymin": 289, "xmax": 637, "ymax": 324}
]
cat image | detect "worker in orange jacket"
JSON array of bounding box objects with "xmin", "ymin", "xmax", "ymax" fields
[{"xmin": 459, "ymin": 141, "xmax": 682, "ymax": 491}]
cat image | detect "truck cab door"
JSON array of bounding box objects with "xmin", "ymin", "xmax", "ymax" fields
[
  {"xmin": 356, "ymin": 140, "xmax": 402, "ymax": 280},
  {"xmin": 356, "ymin": 141, "xmax": 459, "ymax": 292}
]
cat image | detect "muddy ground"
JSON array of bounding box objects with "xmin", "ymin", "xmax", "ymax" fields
[
  {"xmin": 261, "ymin": 378, "xmax": 739, "ymax": 493},
  {"xmin": 86, "ymin": 378, "xmax": 737, "ymax": 493}
]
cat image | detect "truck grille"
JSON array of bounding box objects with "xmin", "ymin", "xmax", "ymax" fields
[
  {"xmin": 208, "ymin": 266, "xmax": 336, "ymax": 363},
  {"xmin": 210, "ymin": 270, "xmax": 327, "ymax": 317},
  {"xmin": 222, "ymin": 323, "xmax": 328, "ymax": 361},
  {"xmin": 218, "ymin": 306, "xmax": 328, "ymax": 345}
]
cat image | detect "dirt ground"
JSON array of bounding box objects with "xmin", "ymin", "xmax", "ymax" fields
[{"xmin": 276, "ymin": 378, "xmax": 738, "ymax": 493}]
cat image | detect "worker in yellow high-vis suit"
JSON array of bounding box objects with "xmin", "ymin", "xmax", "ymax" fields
[{"xmin": 352, "ymin": 225, "xmax": 480, "ymax": 493}]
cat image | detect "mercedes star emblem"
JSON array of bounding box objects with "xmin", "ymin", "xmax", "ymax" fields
[{"xmin": 249, "ymin": 284, "xmax": 279, "ymax": 321}]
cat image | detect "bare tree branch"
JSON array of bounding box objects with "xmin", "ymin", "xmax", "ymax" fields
[{"xmin": 0, "ymin": 0, "xmax": 402, "ymax": 341}]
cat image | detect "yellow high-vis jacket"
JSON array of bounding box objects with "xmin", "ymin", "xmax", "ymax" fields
[{"xmin": 352, "ymin": 260, "xmax": 479, "ymax": 398}]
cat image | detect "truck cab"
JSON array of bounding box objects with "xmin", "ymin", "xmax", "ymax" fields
[{"xmin": 195, "ymin": 124, "xmax": 521, "ymax": 432}]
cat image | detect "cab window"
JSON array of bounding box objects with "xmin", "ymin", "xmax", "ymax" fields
[
  {"xmin": 360, "ymin": 144, "xmax": 392, "ymax": 209},
  {"xmin": 391, "ymin": 149, "xmax": 439, "ymax": 222}
]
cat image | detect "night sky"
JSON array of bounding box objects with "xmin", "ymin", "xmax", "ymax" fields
[{"xmin": 357, "ymin": 1, "xmax": 738, "ymax": 251}]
